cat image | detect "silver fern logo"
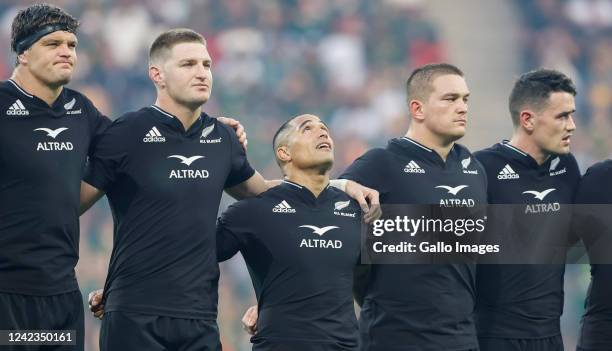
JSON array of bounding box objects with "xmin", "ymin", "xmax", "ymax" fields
[
  {"xmin": 334, "ymin": 200, "xmax": 350, "ymax": 211},
  {"xmin": 201, "ymin": 124, "xmax": 214, "ymax": 138},
  {"xmin": 200, "ymin": 123, "xmax": 222, "ymax": 144}
]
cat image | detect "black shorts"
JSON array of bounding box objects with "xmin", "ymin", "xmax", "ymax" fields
[
  {"xmin": 0, "ymin": 290, "xmax": 84, "ymax": 351},
  {"xmin": 100, "ymin": 311, "xmax": 221, "ymax": 351},
  {"xmin": 479, "ymin": 335, "xmax": 563, "ymax": 351}
]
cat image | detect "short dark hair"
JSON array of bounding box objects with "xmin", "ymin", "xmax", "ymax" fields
[
  {"xmin": 509, "ymin": 69, "xmax": 577, "ymax": 127},
  {"xmin": 406, "ymin": 63, "xmax": 464, "ymax": 102},
  {"xmin": 11, "ymin": 3, "xmax": 79, "ymax": 54},
  {"xmin": 272, "ymin": 119, "xmax": 295, "ymax": 169},
  {"xmin": 149, "ymin": 28, "xmax": 206, "ymax": 64}
]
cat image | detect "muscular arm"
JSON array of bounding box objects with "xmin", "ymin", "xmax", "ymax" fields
[{"xmin": 225, "ymin": 171, "xmax": 280, "ymax": 200}]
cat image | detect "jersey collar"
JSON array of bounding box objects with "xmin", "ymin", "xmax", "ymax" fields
[
  {"xmin": 7, "ymin": 79, "xmax": 34, "ymax": 98},
  {"xmin": 4, "ymin": 79, "xmax": 71, "ymax": 118},
  {"xmin": 150, "ymin": 105, "xmax": 205, "ymax": 137},
  {"xmin": 280, "ymin": 179, "xmax": 334, "ymax": 206},
  {"xmin": 498, "ymin": 140, "xmax": 556, "ymax": 172},
  {"xmin": 389, "ymin": 137, "xmax": 460, "ymax": 168}
]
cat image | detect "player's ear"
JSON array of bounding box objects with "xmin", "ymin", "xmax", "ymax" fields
[
  {"xmin": 149, "ymin": 65, "xmax": 164, "ymax": 87},
  {"xmin": 277, "ymin": 146, "xmax": 291, "ymax": 163},
  {"xmin": 409, "ymin": 99, "xmax": 425, "ymax": 121},
  {"xmin": 17, "ymin": 51, "xmax": 28, "ymax": 66},
  {"xmin": 519, "ymin": 110, "xmax": 535, "ymax": 132}
]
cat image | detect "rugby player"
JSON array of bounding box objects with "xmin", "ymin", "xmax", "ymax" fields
[
  {"xmin": 0, "ymin": 4, "xmax": 110, "ymax": 350},
  {"xmin": 340, "ymin": 63, "xmax": 488, "ymax": 351},
  {"xmin": 216, "ymin": 114, "xmax": 362, "ymax": 351},
  {"xmin": 474, "ymin": 69, "xmax": 580, "ymax": 351}
]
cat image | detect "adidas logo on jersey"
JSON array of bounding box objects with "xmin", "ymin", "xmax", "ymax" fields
[
  {"xmin": 497, "ymin": 164, "xmax": 520, "ymax": 180},
  {"xmin": 143, "ymin": 127, "xmax": 166, "ymax": 143},
  {"xmin": 273, "ymin": 200, "xmax": 296, "ymax": 213},
  {"xmin": 6, "ymin": 99, "xmax": 29, "ymax": 116},
  {"xmin": 404, "ymin": 160, "xmax": 425, "ymax": 174}
]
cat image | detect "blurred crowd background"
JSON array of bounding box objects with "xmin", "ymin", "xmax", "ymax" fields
[{"xmin": 0, "ymin": 0, "xmax": 610, "ymax": 350}]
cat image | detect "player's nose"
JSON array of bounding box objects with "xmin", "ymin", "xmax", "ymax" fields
[
  {"xmin": 566, "ymin": 115, "xmax": 576, "ymax": 132},
  {"xmin": 194, "ymin": 65, "xmax": 208, "ymax": 80},
  {"xmin": 457, "ymin": 101, "xmax": 468, "ymax": 114},
  {"xmin": 58, "ymin": 43, "xmax": 73, "ymax": 57},
  {"xmin": 318, "ymin": 127, "xmax": 330, "ymax": 140}
]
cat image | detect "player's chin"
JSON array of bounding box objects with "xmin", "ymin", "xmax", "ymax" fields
[
  {"xmin": 447, "ymin": 127, "xmax": 466, "ymax": 139},
  {"xmin": 316, "ymin": 148, "xmax": 334, "ymax": 159},
  {"xmin": 555, "ymin": 144, "xmax": 571, "ymax": 154},
  {"xmin": 312, "ymin": 154, "xmax": 334, "ymax": 170},
  {"xmin": 188, "ymin": 95, "xmax": 209, "ymax": 106},
  {"xmin": 52, "ymin": 74, "xmax": 72, "ymax": 86}
]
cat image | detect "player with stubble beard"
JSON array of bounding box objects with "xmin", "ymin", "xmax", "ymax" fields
[
  {"xmin": 340, "ymin": 63, "xmax": 488, "ymax": 351},
  {"xmin": 474, "ymin": 69, "xmax": 580, "ymax": 351},
  {"xmin": 0, "ymin": 5, "xmax": 110, "ymax": 350},
  {"xmin": 217, "ymin": 114, "xmax": 363, "ymax": 351}
]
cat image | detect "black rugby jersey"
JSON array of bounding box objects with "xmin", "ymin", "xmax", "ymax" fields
[
  {"xmin": 341, "ymin": 137, "xmax": 488, "ymax": 351},
  {"xmin": 474, "ymin": 141, "xmax": 580, "ymax": 339},
  {"xmin": 84, "ymin": 105, "xmax": 254, "ymax": 319},
  {"xmin": 573, "ymin": 160, "xmax": 612, "ymax": 350},
  {"xmin": 217, "ymin": 180, "xmax": 361, "ymax": 351},
  {"xmin": 0, "ymin": 79, "xmax": 110, "ymax": 295}
]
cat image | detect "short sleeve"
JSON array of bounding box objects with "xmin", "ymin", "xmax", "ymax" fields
[
  {"xmin": 83, "ymin": 117, "xmax": 130, "ymax": 191},
  {"xmin": 84, "ymin": 98, "xmax": 112, "ymax": 157},
  {"xmin": 220, "ymin": 122, "xmax": 255, "ymax": 188},
  {"xmin": 216, "ymin": 201, "xmax": 253, "ymax": 262},
  {"xmin": 340, "ymin": 148, "xmax": 390, "ymax": 197},
  {"xmin": 471, "ymin": 156, "xmax": 489, "ymax": 197}
]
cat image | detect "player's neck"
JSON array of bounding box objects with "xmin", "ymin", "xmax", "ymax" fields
[
  {"xmin": 405, "ymin": 129, "xmax": 454, "ymax": 161},
  {"xmin": 10, "ymin": 67, "xmax": 63, "ymax": 106},
  {"xmin": 508, "ymin": 134, "xmax": 550, "ymax": 165},
  {"xmin": 155, "ymin": 95, "xmax": 201, "ymax": 131},
  {"xmin": 285, "ymin": 169, "xmax": 330, "ymax": 198}
]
